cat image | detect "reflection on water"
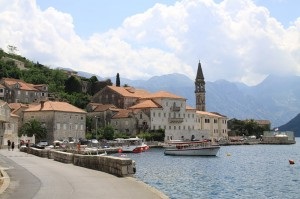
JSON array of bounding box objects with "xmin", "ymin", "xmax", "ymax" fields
[{"xmin": 125, "ymin": 138, "xmax": 300, "ymax": 199}]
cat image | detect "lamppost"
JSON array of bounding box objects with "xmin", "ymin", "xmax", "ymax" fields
[{"xmin": 95, "ymin": 116, "xmax": 99, "ymax": 155}]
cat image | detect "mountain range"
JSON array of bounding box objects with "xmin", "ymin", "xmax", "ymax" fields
[{"xmin": 78, "ymin": 71, "xmax": 300, "ymax": 133}]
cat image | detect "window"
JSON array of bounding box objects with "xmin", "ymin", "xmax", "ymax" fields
[
  {"xmin": 63, "ymin": 124, "xmax": 67, "ymax": 130},
  {"xmin": 214, "ymin": 119, "xmax": 217, "ymax": 123},
  {"xmin": 158, "ymin": 112, "xmax": 161, "ymax": 117},
  {"xmin": 164, "ymin": 113, "xmax": 166, "ymax": 117},
  {"xmin": 56, "ymin": 123, "xmax": 60, "ymax": 130},
  {"xmin": 140, "ymin": 114, "xmax": 143, "ymax": 119},
  {"xmin": 205, "ymin": 119, "xmax": 210, "ymax": 123}
]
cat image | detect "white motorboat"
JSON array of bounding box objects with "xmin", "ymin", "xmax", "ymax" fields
[
  {"xmin": 164, "ymin": 140, "xmax": 220, "ymax": 156},
  {"xmin": 117, "ymin": 137, "xmax": 149, "ymax": 153}
]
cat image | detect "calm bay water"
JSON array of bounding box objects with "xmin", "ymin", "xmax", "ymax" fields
[{"xmin": 124, "ymin": 138, "xmax": 300, "ymax": 199}]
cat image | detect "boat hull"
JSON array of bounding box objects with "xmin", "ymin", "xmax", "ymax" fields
[{"xmin": 164, "ymin": 146, "xmax": 220, "ymax": 156}]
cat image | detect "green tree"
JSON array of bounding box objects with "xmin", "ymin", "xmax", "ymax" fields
[
  {"xmin": 65, "ymin": 76, "xmax": 81, "ymax": 93},
  {"xmin": 102, "ymin": 125, "xmax": 115, "ymax": 140},
  {"xmin": 19, "ymin": 120, "xmax": 47, "ymax": 142},
  {"xmin": 116, "ymin": 73, "xmax": 120, "ymax": 87}
]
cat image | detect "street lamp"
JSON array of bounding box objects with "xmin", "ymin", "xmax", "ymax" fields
[
  {"xmin": 95, "ymin": 116, "xmax": 98, "ymax": 140},
  {"xmin": 94, "ymin": 116, "xmax": 99, "ymax": 155}
]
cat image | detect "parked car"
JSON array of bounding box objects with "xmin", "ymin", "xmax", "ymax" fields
[{"xmin": 36, "ymin": 141, "xmax": 48, "ymax": 148}]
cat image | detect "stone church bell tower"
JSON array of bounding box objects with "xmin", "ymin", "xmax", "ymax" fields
[{"xmin": 195, "ymin": 61, "xmax": 206, "ymax": 111}]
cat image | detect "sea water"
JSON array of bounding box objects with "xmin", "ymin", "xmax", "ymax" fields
[{"xmin": 125, "ymin": 138, "xmax": 300, "ymax": 199}]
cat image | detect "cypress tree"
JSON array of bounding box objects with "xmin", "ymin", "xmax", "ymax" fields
[{"xmin": 116, "ymin": 73, "xmax": 120, "ymax": 87}]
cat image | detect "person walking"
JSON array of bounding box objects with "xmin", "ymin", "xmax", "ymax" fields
[
  {"xmin": 11, "ymin": 141, "xmax": 15, "ymax": 151},
  {"xmin": 7, "ymin": 140, "xmax": 11, "ymax": 151}
]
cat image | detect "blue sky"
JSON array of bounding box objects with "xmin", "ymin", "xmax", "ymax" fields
[
  {"xmin": 36, "ymin": 0, "xmax": 299, "ymax": 38},
  {"xmin": 1, "ymin": 0, "xmax": 300, "ymax": 85}
]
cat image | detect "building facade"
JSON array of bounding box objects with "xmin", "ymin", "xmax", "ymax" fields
[
  {"xmin": 0, "ymin": 100, "xmax": 19, "ymax": 147},
  {"xmin": 0, "ymin": 78, "xmax": 48, "ymax": 103},
  {"xmin": 91, "ymin": 86, "xmax": 150, "ymax": 109},
  {"xmin": 23, "ymin": 101, "xmax": 86, "ymax": 143}
]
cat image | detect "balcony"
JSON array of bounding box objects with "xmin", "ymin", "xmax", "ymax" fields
[
  {"xmin": 168, "ymin": 118, "xmax": 184, "ymax": 123},
  {"xmin": 170, "ymin": 106, "xmax": 180, "ymax": 112}
]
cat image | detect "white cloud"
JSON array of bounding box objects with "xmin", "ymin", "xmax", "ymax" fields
[{"xmin": 0, "ymin": 0, "xmax": 299, "ymax": 85}]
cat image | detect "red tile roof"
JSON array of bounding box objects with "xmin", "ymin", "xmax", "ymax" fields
[
  {"xmin": 3, "ymin": 78, "xmax": 38, "ymax": 91},
  {"xmin": 24, "ymin": 101, "xmax": 86, "ymax": 113},
  {"xmin": 111, "ymin": 109, "xmax": 133, "ymax": 119},
  {"xmin": 94, "ymin": 104, "xmax": 117, "ymax": 112},
  {"xmin": 107, "ymin": 86, "xmax": 150, "ymax": 98},
  {"xmin": 141, "ymin": 91, "xmax": 185, "ymax": 100},
  {"xmin": 196, "ymin": 111, "xmax": 225, "ymax": 118},
  {"xmin": 129, "ymin": 100, "xmax": 162, "ymax": 109}
]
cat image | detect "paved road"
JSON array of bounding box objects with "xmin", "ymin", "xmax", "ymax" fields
[{"xmin": 0, "ymin": 149, "xmax": 168, "ymax": 199}]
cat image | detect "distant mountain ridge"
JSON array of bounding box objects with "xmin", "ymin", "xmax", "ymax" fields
[
  {"xmin": 278, "ymin": 114, "xmax": 300, "ymax": 137},
  {"xmin": 77, "ymin": 71, "xmax": 300, "ymax": 129}
]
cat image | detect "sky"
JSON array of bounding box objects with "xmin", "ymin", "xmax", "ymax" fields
[{"xmin": 0, "ymin": 0, "xmax": 299, "ymax": 86}]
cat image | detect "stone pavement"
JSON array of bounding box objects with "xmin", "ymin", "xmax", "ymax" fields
[{"xmin": 0, "ymin": 149, "xmax": 169, "ymax": 199}]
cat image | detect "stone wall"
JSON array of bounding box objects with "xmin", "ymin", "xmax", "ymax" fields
[{"xmin": 20, "ymin": 147, "xmax": 136, "ymax": 177}]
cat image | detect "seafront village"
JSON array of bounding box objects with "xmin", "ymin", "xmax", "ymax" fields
[{"xmin": 0, "ymin": 60, "xmax": 296, "ymax": 195}]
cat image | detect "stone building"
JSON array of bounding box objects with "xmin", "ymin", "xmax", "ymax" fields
[
  {"xmin": 91, "ymin": 86, "xmax": 150, "ymax": 109},
  {"xmin": 86, "ymin": 103, "xmax": 119, "ymax": 132},
  {"xmin": 128, "ymin": 91, "xmax": 208, "ymax": 141},
  {"xmin": 0, "ymin": 78, "xmax": 48, "ymax": 103},
  {"xmin": 9, "ymin": 103, "xmax": 31, "ymax": 133},
  {"xmin": 23, "ymin": 101, "xmax": 86, "ymax": 143},
  {"xmin": 110, "ymin": 109, "xmax": 138, "ymax": 135},
  {"xmin": 0, "ymin": 100, "xmax": 19, "ymax": 148},
  {"xmin": 89, "ymin": 61, "xmax": 228, "ymax": 141},
  {"xmin": 196, "ymin": 111, "xmax": 228, "ymax": 141}
]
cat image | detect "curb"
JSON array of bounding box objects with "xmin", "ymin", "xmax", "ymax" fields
[{"xmin": 0, "ymin": 168, "xmax": 10, "ymax": 194}]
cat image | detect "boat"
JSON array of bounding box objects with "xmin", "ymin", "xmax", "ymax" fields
[
  {"xmin": 164, "ymin": 140, "xmax": 220, "ymax": 156},
  {"xmin": 117, "ymin": 137, "xmax": 149, "ymax": 153}
]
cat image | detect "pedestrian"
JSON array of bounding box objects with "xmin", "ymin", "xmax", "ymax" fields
[
  {"xmin": 7, "ymin": 140, "xmax": 11, "ymax": 151},
  {"xmin": 11, "ymin": 141, "xmax": 15, "ymax": 151}
]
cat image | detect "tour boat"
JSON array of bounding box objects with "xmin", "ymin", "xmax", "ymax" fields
[
  {"xmin": 164, "ymin": 140, "xmax": 220, "ymax": 156},
  {"xmin": 118, "ymin": 137, "xmax": 149, "ymax": 153}
]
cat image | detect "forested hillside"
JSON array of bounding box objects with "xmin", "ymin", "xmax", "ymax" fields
[{"xmin": 0, "ymin": 48, "xmax": 95, "ymax": 108}]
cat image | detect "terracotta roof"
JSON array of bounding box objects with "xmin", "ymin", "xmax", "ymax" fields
[
  {"xmin": 196, "ymin": 111, "xmax": 225, "ymax": 118},
  {"xmin": 186, "ymin": 105, "xmax": 196, "ymax": 110},
  {"xmin": 111, "ymin": 109, "xmax": 133, "ymax": 119},
  {"xmin": 10, "ymin": 113, "xmax": 19, "ymax": 117},
  {"xmin": 0, "ymin": 100, "xmax": 7, "ymax": 106},
  {"xmin": 107, "ymin": 86, "xmax": 150, "ymax": 98},
  {"xmin": 129, "ymin": 100, "xmax": 162, "ymax": 109},
  {"xmin": 3, "ymin": 78, "xmax": 38, "ymax": 91},
  {"xmin": 141, "ymin": 91, "xmax": 185, "ymax": 100},
  {"xmin": 93, "ymin": 104, "xmax": 117, "ymax": 112},
  {"xmin": 24, "ymin": 101, "xmax": 86, "ymax": 113},
  {"xmin": 8, "ymin": 103, "xmax": 31, "ymax": 114}
]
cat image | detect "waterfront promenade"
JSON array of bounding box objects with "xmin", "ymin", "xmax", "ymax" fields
[{"xmin": 0, "ymin": 149, "xmax": 168, "ymax": 199}]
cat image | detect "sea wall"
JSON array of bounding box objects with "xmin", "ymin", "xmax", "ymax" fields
[
  {"xmin": 19, "ymin": 147, "xmax": 136, "ymax": 177},
  {"xmin": 261, "ymin": 136, "xmax": 296, "ymax": 144}
]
